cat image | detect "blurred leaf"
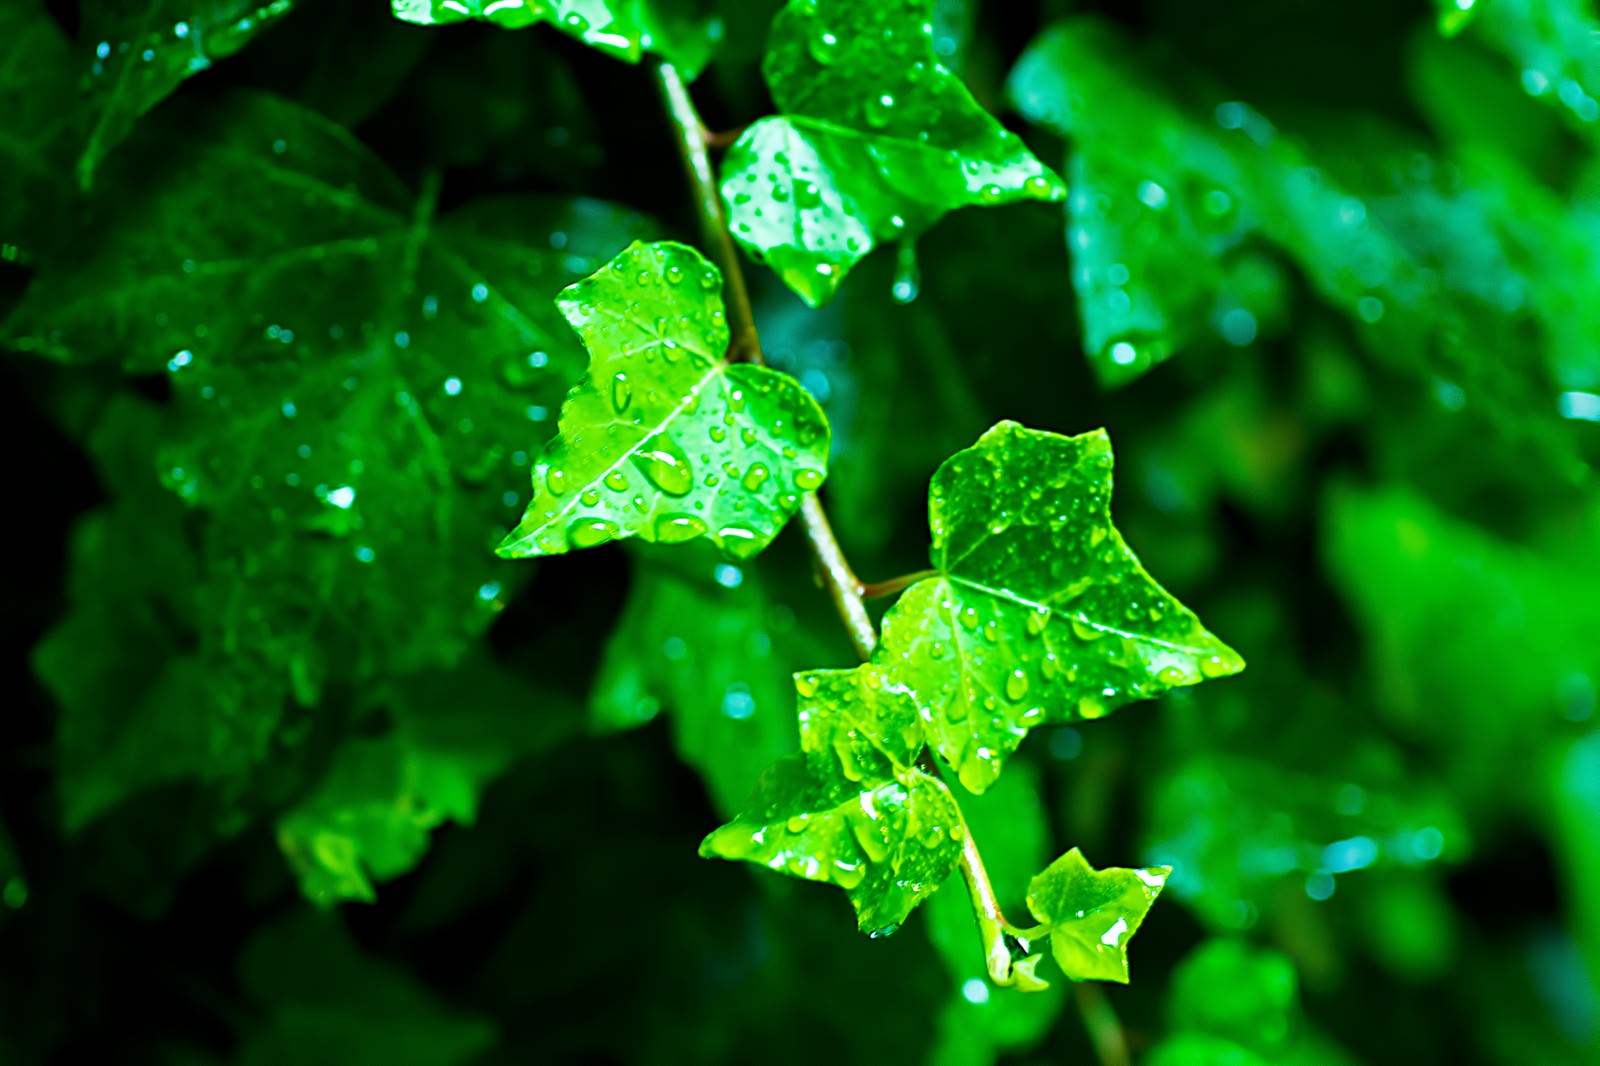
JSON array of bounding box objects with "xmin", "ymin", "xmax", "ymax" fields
[
  {"xmin": 701, "ymin": 667, "xmax": 964, "ymax": 936},
  {"xmin": 1323, "ymin": 485, "xmax": 1600, "ymax": 799},
  {"xmin": 278, "ymin": 657, "xmax": 577, "ymax": 904},
  {"xmin": 722, "ymin": 0, "xmax": 1065, "ymax": 306},
  {"xmin": 76, "ymin": 0, "xmax": 296, "ymax": 187},
  {"xmin": 238, "ymin": 909, "xmax": 496, "ymax": 1066},
  {"xmin": 497, "ymin": 240, "xmax": 830, "ymax": 560},
  {"xmin": 876, "ymin": 422, "xmax": 1244, "ymax": 793},
  {"xmin": 591, "ymin": 548, "xmax": 819, "ymax": 814},
  {"xmin": 1024, "ymin": 847, "xmax": 1168, "ymax": 984},
  {"xmin": 0, "ymin": 1, "xmax": 74, "ymax": 261},
  {"xmin": 391, "ymin": 0, "xmax": 722, "ymax": 77},
  {"xmin": 1463, "ymin": 0, "xmax": 1600, "ymax": 133}
]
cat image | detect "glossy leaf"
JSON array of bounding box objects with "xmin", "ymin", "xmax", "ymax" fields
[
  {"xmin": 1464, "ymin": 0, "xmax": 1600, "ymax": 133},
  {"xmin": 75, "ymin": 0, "xmax": 295, "ymax": 188},
  {"xmin": 497, "ymin": 241, "xmax": 829, "ymax": 560},
  {"xmin": 721, "ymin": 0, "xmax": 1065, "ymax": 306},
  {"xmin": 391, "ymin": 0, "xmax": 721, "ymax": 77},
  {"xmin": 701, "ymin": 667, "xmax": 964, "ymax": 935},
  {"xmin": 876, "ymin": 421, "xmax": 1244, "ymax": 793},
  {"xmin": 1024, "ymin": 847, "xmax": 1168, "ymax": 984}
]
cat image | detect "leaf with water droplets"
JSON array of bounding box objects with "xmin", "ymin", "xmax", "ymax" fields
[
  {"xmin": 76, "ymin": 0, "xmax": 296, "ymax": 188},
  {"xmin": 496, "ymin": 240, "xmax": 830, "ymax": 560},
  {"xmin": 721, "ymin": 0, "xmax": 1065, "ymax": 306},
  {"xmin": 1025, "ymin": 848, "xmax": 1169, "ymax": 984},
  {"xmin": 875, "ymin": 421, "xmax": 1244, "ymax": 793},
  {"xmin": 700, "ymin": 666, "xmax": 963, "ymax": 935},
  {"xmin": 12, "ymin": 95, "xmax": 651, "ymax": 838},
  {"xmin": 391, "ymin": 0, "xmax": 722, "ymax": 78}
]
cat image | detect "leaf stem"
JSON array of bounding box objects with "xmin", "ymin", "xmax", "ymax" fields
[
  {"xmin": 653, "ymin": 55, "xmax": 1036, "ymax": 1003},
  {"xmin": 656, "ymin": 62, "xmax": 761, "ymax": 366},
  {"xmin": 1075, "ymin": 983, "xmax": 1131, "ymax": 1066},
  {"xmin": 860, "ymin": 569, "xmax": 938, "ymax": 600}
]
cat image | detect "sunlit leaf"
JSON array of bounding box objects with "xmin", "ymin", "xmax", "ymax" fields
[
  {"xmin": 701, "ymin": 667, "xmax": 963, "ymax": 935},
  {"xmin": 1024, "ymin": 847, "xmax": 1168, "ymax": 984},
  {"xmin": 721, "ymin": 0, "xmax": 1065, "ymax": 305},
  {"xmin": 391, "ymin": 0, "xmax": 721, "ymax": 77},
  {"xmin": 497, "ymin": 240, "xmax": 830, "ymax": 560},
  {"xmin": 876, "ymin": 421, "xmax": 1243, "ymax": 793}
]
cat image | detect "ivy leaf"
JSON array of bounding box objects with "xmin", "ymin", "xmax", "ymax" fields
[
  {"xmin": 391, "ymin": 0, "xmax": 722, "ymax": 78},
  {"xmin": 877, "ymin": 421, "xmax": 1244, "ymax": 793},
  {"xmin": 591, "ymin": 548, "xmax": 840, "ymax": 815},
  {"xmin": 8, "ymin": 93, "xmax": 653, "ymax": 712},
  {"xmin": 75, "ymin": 0, "xmax": 296, "ymax": 188},
  {"xmin": 1007, "ymin": 19, "xmax": 1288, "ymax": 385},
  {"xmin": 278, "ymin": 657, "xmax": 576, "ymax": 905},
  {"xmin": 700, "ymin": 667, "xmax": 963, "ymax": 935},
  {"xmin": 721, "ymin": 0, "xmax": 1065, "ymax": 306},
  {"xmin": 497, "ymin": 240, "xmax": 830, "ymax": 560},
  {"xmin": 1024, "ymin": 847, "xmax": 1169, "ymax": 984}
]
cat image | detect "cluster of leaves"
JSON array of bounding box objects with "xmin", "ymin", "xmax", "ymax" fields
[{"xmin": 2, "ymin": 0, "xmax": 1599, "ymax": 1062}]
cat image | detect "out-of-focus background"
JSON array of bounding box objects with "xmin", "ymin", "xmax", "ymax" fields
[{"xmin": 1, "ymin": 0, "xmax": 1597, "ymax": 1062}]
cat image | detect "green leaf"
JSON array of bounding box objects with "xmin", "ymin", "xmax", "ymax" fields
[
  {"xmin": 876, "ymin": 421, "xmax": 1244, "ymax": 793},
  {"xmin": 0, "ymin": 0, "xmax": 73, "ymax": 260},
  {"xmin": 1007, "ymin": 19, "xmax": 1288, "ymax": 385},
  {"xmin": 9, "ymin": 93, "xmax": 653, "ymax": 711},
  {"xmin": 278, "ymin": 658, "xmax": 576, "ymax": 904},
  {"xmin": 701, "ymin": 667, "xmax": 964, "ymax": 935},
  {"xmin": 391, "ymin": 0, "xmax": 722, "ymax": 77},
  {"xmin": 496, "ymin": 240, "xmax": 830, "ymax": 560},
  {"xmin": 238, "ymin": 909, "xmax": 497, "ymax": 1066},
  {"xmin": 591, "ymin": 548, "xmax": 835, "ymax": 814},
  {"xmin": 722, "ymin": 0, "xmax": 1065, "ymax": 306},
  {"xmin": 1463, "ymin": 0, "xmax": 1600, "ymax": 132},
  {"xmin": 1024, "ymin": 847, "xmax": 1169, "ymax": 984},
  {"xmin": 75, "ymin": 0, "xmax": 295, "ymax": 188}
]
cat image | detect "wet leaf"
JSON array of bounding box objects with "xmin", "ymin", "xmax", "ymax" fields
[
  {"xmin": 497, "ymin": 240, "xmax": 830, "ymax": 561},
  {"xmin": 590, "ymin": 549, "xmax": 814, "ymax": 814},
  {"xmin": 700, "ymin": 667, "xmax": 963, "ymax": 935},
  {"xmin": 722, "ymin": 0, "xmax": 1065, "ymax": 306},
  {"xmin": 391, "ymin": 0, "xmax": 721, "ymax": 77},
  {"xmin": 1024, "ymin": 847, "xmax": 1169, "ymax": 984},
  {"xmin": 876, "ymin": 421, "xmax": 1244, "ymax": 793},
  {"xmin": 75, "ymin": 0, "xmax": 296, "ymax": 187},
  {"xmin": 0, "ymin": 0, "xmax": 73, "ymax": 260}
]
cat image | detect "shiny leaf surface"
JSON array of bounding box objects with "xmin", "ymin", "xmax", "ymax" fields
[
  {"xmin": 1024, "ymin": 847, "xmax": 1169, "ymax": 984},
  {"xmin": 391, "ymin": 0, "xmax": 721, "ymax": 77},
  {"xmin": 497, "ymin": 240, "xmax": 829, "ymax": 560},
  {"xmin": 877, "ymin": 421, "xmax": 1244, "ymax": 792},
  {"xmin": 721, "ymin": 0, "xmax": 1065, "ymax": 305},
  {"xmin": 701, "ymin": 667, "xmax": 964, "ymax": 935}
]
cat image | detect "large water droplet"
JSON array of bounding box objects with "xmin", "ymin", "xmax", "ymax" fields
[
  {"xmin": 794, "ymin": 468, "xmax": 824, "ymax": 490},
  {"xmin": 612, "ymin": 372, "xmax": 631, "ymax": 412},
  {"xmin": 632, "ymin": 435, "xmax": 694, "ymax": 496},
  {"xmin": 1005, "ymin": 668, "xmax": 1029, "ymax": 702},
  {"xmin": 653, "ymin": 513, "xmax": 707, "ymax": 543},
  {"xmin": 742, "ymin": 462, "xmax": 770, "ymax": 491},
  {"xmin": 568, "ymin": 517, "xmax": 619, "ymax": 548}
]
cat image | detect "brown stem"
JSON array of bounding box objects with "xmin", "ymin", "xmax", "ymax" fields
[
  {"xmin": 860, "ymin": 568, "xmax": 938, "ymax": 600},
  {"xmin": 1075, "ymin": 983, "xmax": 1131, "ymax": 1066},
  {"xmin": 656, "ymin": 62, "xmax": 761, "ymax": 366}
]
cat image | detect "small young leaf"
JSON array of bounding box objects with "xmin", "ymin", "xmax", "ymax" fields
[
  {"xmin": 722, "ymin": 0, "xmax": 1065, "ymax": 305},
  {"xmin": 76, "ymin": 0, "xmax": 296, "ymax": 187},
  {"xmin": 700, "ymin": 667, "xmax": 963, "ymax": 935},
  {"xmin": 497, "ymin": 240, "xmax": 830, "ymax": 560},
  {"xmin": 877, "ymin": 421, "xmax": 1244, "ymax": 793},
  {"xmin": 391, "ymin": 0, "xmax": 721, "ymax": 77},
  {"xmin": 1025, "ymin": 847, "xmax": 1169, "ymax": 984}
]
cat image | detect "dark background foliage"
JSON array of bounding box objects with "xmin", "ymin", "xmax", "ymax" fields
[{"xmin": 2, "ymin": 0, "xmax": 1597, "ymax": 1062}]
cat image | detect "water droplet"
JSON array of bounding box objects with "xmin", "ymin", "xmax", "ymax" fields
[
  {"xmin": 612, "ymin": 372, "xmax": 631, "ymax": 411},
  {"xmin": 864, "ymin": 93, "xmax": 895, "ymax": 128},
  {"xmin": 742, "ymin": 462, "xmax": 770, "ymax": 491},
  {"xmin": 795, "ymin": 673, "xmax": 820, "ymax": 698},
  {"xmin": 717, "ymin": 525, "xmax": 762, "ymax": 558},
  {"xmin": 892, "ymin": 242, "xmax": 920, "ymax": 303},
  {"xmin": 546, "ymin": 467, "xmax": 569, "ymax": 495},
  {"xmin": 653, "ymin": 513, "xmax": 707, "ymax": 543},
  {"xmin": 794, "ymin": 468, "xmax": 824, "ymax": 490},
  {"xmin": 568, "ymin": 518, "xmax": 619, "ymax": 548},
  {"xmin": 1199, "ymin": 653, "xmax": 1236, "ymax": 678},
  {"xmin": 580, "ymin": 489, "xmax": 601, "ymax": 506},
  {"xmin": 631, "ymin": 435, "xmax": 694, "ymax": 496},
  {"xmin": 809, "ymin": 28, "xmax": 839, "ymax": 64},
  {"xmin": 1005, "ymin": 669, "xmax": 1029, "ymax": 702}
]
